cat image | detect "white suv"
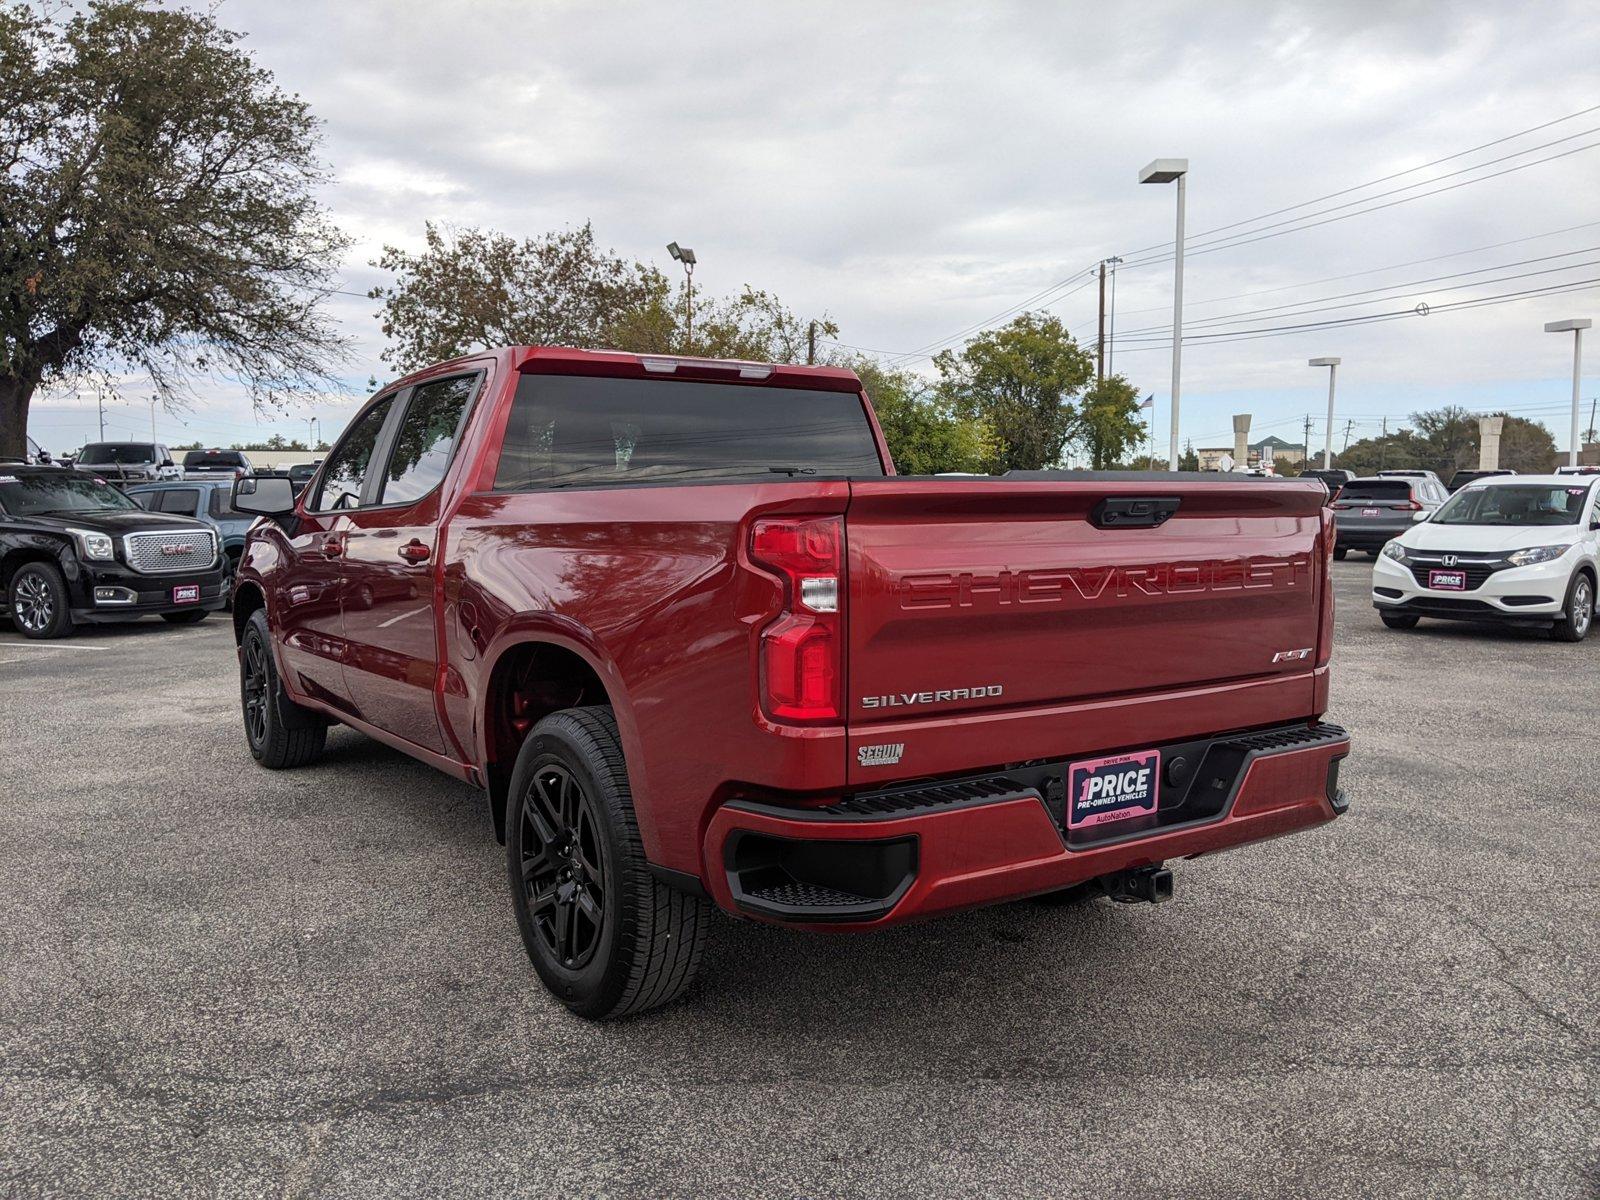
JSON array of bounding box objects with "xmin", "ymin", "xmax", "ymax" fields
[{"xmin": 1371, "ymin": 475, "xmax": 1599, "ymax": 642}]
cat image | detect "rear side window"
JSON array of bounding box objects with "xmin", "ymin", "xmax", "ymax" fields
[
  {"xmin": 1339, "ymin": 481, "xmax": 1411, "ymax": 500},
  {"xmin": 377, "ymin": 374, "xmax": 478, "ymax": 505},
  {"xmin": 314, "ymin": 396, "xmax": 395, "ymax": 511},
  {"xmin": 208, "ymin": 488, "xmax": 239, "ymax": 518},
  {"xmin": 494, "ymin": 374, "xmax": 885, "ymax": 491},
  {"xmin": 155, "ymin": 489, "xmax": 200, "ymax": 515},
  {"xmin": 184, "ymin": 450, "xmax": 247, "ymax": 468}
]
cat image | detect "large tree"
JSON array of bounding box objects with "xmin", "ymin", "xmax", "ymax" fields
[
  {"xmin": 0, "ymin": 1, "xmax": 350, "ymax": 459},
  {"xmin": 371, "ymin": 222, "xmax": 838, "ymax": 371},
  {"xmin": 933, "ymin": 312, "xmax": 1093, "ymax": 471},
  {"xmin": 1337, "ymin": 407, "xmax": 1558, "ymax": 476},
  {"xmin": 1078, "ymin": 375, "xmax": 1147, "ymax": 469},
  {"xmin": 850, "ymin": 358, "xmax": 996, "ymax": 475}
]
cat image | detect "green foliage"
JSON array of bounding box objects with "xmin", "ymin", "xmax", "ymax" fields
[
  {"xmin": 371, "ymin": 223, "xmax": 837, "ymax": 370},
  {"xmin": 1079, "ymin": 375, "xmax": 1147, "ymax": 470},
  {"xmin": 0, "ymin": 0, "xmax": 350, "ymax": 458},
  {"xmin": 933, "ymin": 313, "xmax": 1094, "ymax": 471},
  {"xmin": 1337, "ymin": 406, "xmax": 1558, "ymax": 476},
  {"xmin": 850, "ymin": 359, "xmax": 997, "ymax": 475}
]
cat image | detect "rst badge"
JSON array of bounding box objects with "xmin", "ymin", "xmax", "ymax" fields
[
  {"xmin": 1067, "ymin": 749, "xmax": 1161, "ymax": 829},
  {"xmin": 857, "ymin": 743, "xmax": 905, "ymax": 768}
]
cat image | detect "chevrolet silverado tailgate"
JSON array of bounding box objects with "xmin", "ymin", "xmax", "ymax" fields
[{"xmin": 843, "ymin": 476, "xmax": 1329, "ymax": 779}]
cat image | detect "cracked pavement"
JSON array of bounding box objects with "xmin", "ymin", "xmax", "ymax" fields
[{"xmin": 1, "ymin": 558, "xmax": 1596, "ymax": 1197}]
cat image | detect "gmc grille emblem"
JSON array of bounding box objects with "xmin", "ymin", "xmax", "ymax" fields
[{"xmin": 159, "ymin": 544, "xmax": 193, "ymax": 556}]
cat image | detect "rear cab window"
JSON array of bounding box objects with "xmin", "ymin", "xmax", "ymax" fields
[
  {"xmin": 493, "ymin": 375, "xmax": 885, "ymax": 491},
  {"xmin": 184, "ymin": 450, "xmax": 248, "ymax": 469}
]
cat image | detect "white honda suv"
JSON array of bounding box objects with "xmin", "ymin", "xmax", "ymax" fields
[{"xmin": 1371, "ymin": 474, "xmax": 1599, "ymax": 642}]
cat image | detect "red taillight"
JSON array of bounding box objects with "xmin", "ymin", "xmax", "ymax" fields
[
  {"xmin": 1402, "ymin": 500, "xmax": 1423, "ymax": 511},
  {"xmin": 750, "ymin": 516, "xmax": 843, "ymax": 723}
]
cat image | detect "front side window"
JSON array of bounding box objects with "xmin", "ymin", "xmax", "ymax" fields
[
  {"xmin": 378, "ymin": 375, "xmax": 478, "ymax": 505},
  {"xmin": 156, "ymin": 489, "xmax": 200, "ymax": 515},
  {"xmin": 313, "ymin": 396, "xmax": 396, "ymax": 511},
  {"xmin": 1433, "ymin": 483, "xmax": 1593, "ymax": 526},
  {"xmin": 494, "ymin": 375, "xmax": 885, "ymax": 491},
  {"xmin": 0, "ymin": 471, "xmax": 137, "ymax": 515}
]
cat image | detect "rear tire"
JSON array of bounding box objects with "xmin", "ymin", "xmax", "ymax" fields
[
  {"xmin": 162, "ymin": 609, "xmax": 208, "ymax": 625},
  {"xmin": 240, "ymin": 608, "xmax": 326, "ymax": 768},
  {"xmin": 1551, "ymin": 572, "xmax": 1594, "ymax": 643},
  {"xmin": 1332, "ymin": 546, "xmax": 1348, "ymax": 561},
  {"xmin": 1380, "ymin": 611, "xmax": 1419, "ymax": 629},
  {"xmin": 506, "ymin": 707, "xmax": 709, "ymax": 1020},
  {"xmin": 8, "ymin": 562, "xmax": 74, "ymax": 639}
]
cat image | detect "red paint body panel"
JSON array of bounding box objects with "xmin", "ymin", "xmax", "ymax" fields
[{"xmin": 236, "ymin": 345, "xmax": 1346, "ymax": 918}]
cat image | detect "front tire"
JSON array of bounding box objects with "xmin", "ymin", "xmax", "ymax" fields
[
  {"xmin": 1551, "ymin": 572, "xmax": 1594, "ymax": 642},
  {"xmin": 1380, "ymin": 611, "xmax": 1420, "ymax": 629},
  {"xmin": 8, "ymin": 562, "xmax": 74, "ymax": 639},
  {"xmin": 1332, "ymin": 546, "xmax": 1348, "ymax": 561},
  {"xmin": 240, "ymin": 608, "xmax": 327, "ymax": 768},
  {"xmin": 507, "ymin": 707, "xmax": 709, "ymax": 1020}
]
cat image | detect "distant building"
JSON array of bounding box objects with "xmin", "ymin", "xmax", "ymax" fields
[{"xmin": 1196, "ymin": 436, "xmax": 1307, "ymax": 472}]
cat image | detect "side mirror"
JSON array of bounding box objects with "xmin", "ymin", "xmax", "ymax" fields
[
  {"xmin": 232, "ymin": 475, "xmax": 297, "ymax": 517},
  {"xmin": 1411, "ymin": 510, "xmax": 1429, "ymax": 523}
]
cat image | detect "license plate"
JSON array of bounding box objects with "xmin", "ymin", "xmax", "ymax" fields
[
  {"xmin": 1428, "ymin": 569, "xmax": 1466, "ymax": 591},
  {"xmin": 1361, "ymin": 507, "xmax": 1380, "ymax": 516},
  {"xmin": 171, "ymin": 584, "xmax": 200, "ymax": 604},
  {"xmin": 1067, "ymin": 749, "xmax": 1161, "ymax": 830}
]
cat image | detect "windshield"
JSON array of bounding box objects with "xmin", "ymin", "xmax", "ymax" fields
[
  {"xmin": 78, "ymin": 442, "xmax": 156, "ymax": 465},
  {"xmin": 1432, "ymin": 483, "xmax": 1592, "ymax": 526},
  {"xmin": 0, "ymin": 471, "xmax": 137, "ymax": 515}
]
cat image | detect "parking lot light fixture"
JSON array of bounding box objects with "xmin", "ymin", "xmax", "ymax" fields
[
  {"xmin": 1308, "ymin": 358, "xmax": 1341, "ymax": 469},
  {"xmin": 668, "ymin": 242, "xmax": 697, "ymax": 352},
  {"xmin": 1545, "ymin": 319, "xmax": 1592, "ymax": 467},
  {"xmin": 1139, "ymin": 159, "xmax": 1188, "ymax": 470}
]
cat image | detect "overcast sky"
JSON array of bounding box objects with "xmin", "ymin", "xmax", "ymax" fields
[{"xmin": 30, "ymin": 0, "xmax": 1600, "ymax": 459}]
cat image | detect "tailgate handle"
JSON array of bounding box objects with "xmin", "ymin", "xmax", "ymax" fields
[{"xmin": 1090, "ymin": 496, "xmax": 1180, "ymax": 529}]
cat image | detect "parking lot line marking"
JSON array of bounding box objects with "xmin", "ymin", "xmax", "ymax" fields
[{"xmin": 0, "ymin": 640, "xmax": 99, "ymax": 651}]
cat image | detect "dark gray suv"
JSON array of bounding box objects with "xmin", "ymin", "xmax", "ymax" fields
[{"xmin": 1331, "ymin": 476, "xmax": 1448, "ymax": 558}]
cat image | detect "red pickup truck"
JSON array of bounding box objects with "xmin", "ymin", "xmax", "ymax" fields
[{"xmin": 231, "ymin": 346, "xmax": 1350, "ymax": 1019}]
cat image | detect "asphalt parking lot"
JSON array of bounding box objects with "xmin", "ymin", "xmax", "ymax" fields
[{"xmin": 2, "ymin": 558, "xmax": 1596, "ymax": 1198}]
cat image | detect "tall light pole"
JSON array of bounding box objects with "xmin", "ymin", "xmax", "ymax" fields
[
  {"xmin": 667, "ymin": 241, "xmax": 697, "ymax": 351},
  {"xmin": 1308, "ymin": 357, "xmax": 1341, "ymax": 468},
  {"xmin": 306, "ymin": 417, "xmax": 319, "ymax": 449},
  {"xmin": 1545, "ymin": 318, "xmax": 1591, "ymax": 467},
  {"xmin": 1105, "ymin": 255, "xmax": 1123, "ymax": 377},
  {"xmin": 1139, "ymin": 159, "xmax": 1188, "ymax": 470}
]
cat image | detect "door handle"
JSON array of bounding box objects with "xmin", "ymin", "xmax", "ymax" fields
[{"xmin": 398, "ymin": 539, "xmax": 431, "ymax": 563}]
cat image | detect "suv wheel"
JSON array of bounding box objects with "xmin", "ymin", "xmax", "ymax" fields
[
  {"xmin": 1380, "ymin": 611, "xmax": 1420, "ymax": 630},
  {"xmin": 1332, "ymin": 546, "xmax": 1348, "ymax": 561},
  {"xmin": 8, "ymin": 562, "xmax": 74, "ymax": 639},
  {"xmin": 507, "ymin": 707, "xmax": 709, "ymax": 1020},
  {"xmin": 240, "ymin": 608, "xmax": 327, "ymax": 767},
  {"xmin": 1551, "ymin": 572, "xmax": 1594, "ymax": 642}
]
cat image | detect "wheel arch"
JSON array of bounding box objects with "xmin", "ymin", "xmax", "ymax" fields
[
  {"xmin": 481, "ymin": 634, "xmax": 630, "ymax": 845},
  {"xmin": 232, "ymin": 580, "xmax": 266, "ymax": 643},
  {"xmin": 1, "ymin": 543, "xmax": 71, "ymax": 594}
]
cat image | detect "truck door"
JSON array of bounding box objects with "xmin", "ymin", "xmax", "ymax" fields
[
  {"xmin": 277, "ymin": 394, "xmax": 398, "ymax": 709},
  {"xmin": 337, "ymin": 372, "xmax": 481, "ymax": 756}
]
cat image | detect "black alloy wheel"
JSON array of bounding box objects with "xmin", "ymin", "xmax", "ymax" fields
[
  {"xmin": 242, "ymin": 633, "xmax": 271, "ymax": 748},
  {"xmin": 518, "ymin": 763, "xmax": 607, "ymax": 971}
]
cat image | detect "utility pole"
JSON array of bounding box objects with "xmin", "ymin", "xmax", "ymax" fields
[
  {"xmin": 150, "ymin": 399, "xmax": 157, "ymax": 445},
  {"xmin": 807, "ymin": 321, "xmax": 817, "ymax": 366},
  {"xmin": 1342, "ymin": 419, "xmax": 1355, "ymax": 452},
  {"xmin": 1096, "ymin": 261, "xmax": 1107, "ymax": 381},
  {"xmin": 1302, "ymin": 414, "xmax": 1313, "ymax": 467},
  {"xmin": 97, "ymin": 388, "xmax": 105, "ymax": 441},
  {"xmin": 1378, "ymin": 417, "xmax": 1388, "ymax": 471},
  {"xmin": 1105, "ymin": 256, "xmax": 1122, "ymax": 377}
]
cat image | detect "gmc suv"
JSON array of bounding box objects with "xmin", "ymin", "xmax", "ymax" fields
[{"xmin": 230, "ymin": 347, "xmax": 1351, "ymax": 1019}]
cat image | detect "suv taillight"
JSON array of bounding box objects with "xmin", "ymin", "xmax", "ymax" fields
[
  {"xmin": 749, "ymin": 516, "xmax": 843, "ymax": 723},
  {"xmin": 1402, "ymin": 499, "xmax": 1423, "ymax": 511}
]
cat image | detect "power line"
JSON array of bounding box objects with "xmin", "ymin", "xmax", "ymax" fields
[
  {"xmin": 886, "ymin": 270, "xmax": 1099, "ymax": 365},
  {"xmin": 1116, "ymin": 102, "xmax": 1600, "ymax": 259},
  {"xmin": 1120, "ymin": 139, "xmax": 1600, "ymax": 271},
  {"xmin": 1114, "ymin": 252, "xmax": 1600, "ymax": 340}
]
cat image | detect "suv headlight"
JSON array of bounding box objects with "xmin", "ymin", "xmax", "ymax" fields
[
  {"xmin": 1381, "ymin": 541, "xmax": 1408, "ymax": 562},
  {"xmin": 68, "ymin": 528, "xmax": 115, "ymax": 560},
  {"xmin": 1507, "ymin": 544, "xmax": 1571, "ymax": 567}
]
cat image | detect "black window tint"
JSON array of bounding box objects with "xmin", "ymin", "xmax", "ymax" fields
[
  {"xmin": 208, "ymin": 488, "xmax": 238, "ymax": 518},
  {"xmin": 132, "ymin": 491, "xmax": 159, "ymax": 510},
  {"xmin": 1340, "ymin": 481, "xmax": 1412, "ymax": 500},
  {"xmin": 494, "ymin": 375, "xmax": 884, "ymax": 491},
  {"xmin": 379, "ymin": 375, "xmax": 477, "ymax": 505},
  {"xmin": 314, "ymin": 397, "xmax": 395, "ymax": 511},
  {"xmin": 157, "ymin": 489, "xmax": 199, "ymax": 514}
]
